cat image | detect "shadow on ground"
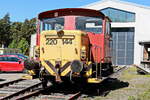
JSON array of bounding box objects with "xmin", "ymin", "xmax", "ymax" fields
[
  {"xmin": 0, "ymin": 79, "xmax": 5, "ymax": 82},
  {"xmin": 42, "ymin": 78, "xmax": 129, "ymax": 98}
]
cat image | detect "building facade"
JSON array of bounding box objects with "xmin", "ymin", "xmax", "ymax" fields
[
  {"xmin": 30, "ymin": 34, "xmax": 36, "ymax": 58},
  {"xmin": 83, "ymin": 0, "xmax": 150, "ymax": 65}
]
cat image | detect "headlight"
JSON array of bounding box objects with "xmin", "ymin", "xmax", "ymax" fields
[
  {"xmin": 71, "ymin": 60, "xmax": 83, "ymax": 73},
  {"xmin": 35, "ymin": 46, "xmax": 40, "ymax": 57},
  {"xmin": 81, "ymin": 46, "xmax": 86, "ymax": 60}
]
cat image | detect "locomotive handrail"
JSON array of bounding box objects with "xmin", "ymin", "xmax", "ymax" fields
[
  {"xmin": 90, "ymin": 44, "xmax": 102, "ymax": 79},
  {"xmin": 95, "ymin": 45, "xmax": 102, "ymax": 79},
  {"xmin": 92, "ymin": 44, "xmax": 102, "ymax": 63}
]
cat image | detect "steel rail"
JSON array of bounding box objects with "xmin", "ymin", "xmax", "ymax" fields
[
  {"xmin": 108, "ymin": 66, "xmax": 127, "ymax": 78},
  {"xmin": 68, "ymin": 91, "xmax": 81, "ymax": 100},
  {"xmin": 16, "ymin": 86, "xmax": 81, "ymax": 100},
  {"xmin": 0, "ymin": 78, "xmax": 24, "ymax": 88},
  {"xmin": 16, "ymin": 89, "xmax": 43, "ymax": 100},
  {"xmin": 101, "ymin": 66, "xmax": 127, "ymax": 81},
  {"xmin": 15, "ymin": 85, "xmax": 51, "ymax": 100},
  {"xmin": 0, "ymin": 82, "xmax": 42, "ymax": 100}
]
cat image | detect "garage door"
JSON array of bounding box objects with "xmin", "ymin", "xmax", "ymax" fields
[{"xmin": 112, "ymin": 28, "xmax": 134, "ymax": 65}]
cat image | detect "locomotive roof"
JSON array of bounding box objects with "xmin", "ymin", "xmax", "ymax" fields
[{"xmin": 38, "ymin": 8, "xmax": 106, "ymax": 20}]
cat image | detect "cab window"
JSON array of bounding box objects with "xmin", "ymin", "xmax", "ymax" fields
[
  {"xmin": 76, "ymin": 16, "xmax": 103, "ymax": 34},
  {"xmin": 40, "ymin": 17, "xmax": 64, "ymax": 31}
]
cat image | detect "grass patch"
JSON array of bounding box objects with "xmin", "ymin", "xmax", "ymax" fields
[
  {"xmin": 144, "ymin": 74, "xmax": 150, "ymax": 77},
  {"xmin": 120, "ymin": 66, "xmax": 150, "ymax": 80},
  {"xmin": 120, "ymin": 67, "xmax": 142, "ymax": 80},
  {"xmin": 128, "ymin": 96, "xmax": 136, "ymax": 100},
  {"xmin": 125, "ymin": 67, "xmax": 150, "ymax": 100},
  {"xmin": 128, "ymin": 90, "xmax": 150, "ymax": 100},
  {"xmin": 93, "ymin": 66, "xmax": 150, "ymax": 100}
]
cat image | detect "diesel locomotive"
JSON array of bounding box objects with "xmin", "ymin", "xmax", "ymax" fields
[{"xmin": 25, "ymin": 8, "xmax": 113, "ymax": 87}]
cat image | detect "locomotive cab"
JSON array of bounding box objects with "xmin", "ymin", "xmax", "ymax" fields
[{"xmin": 31, "ymin": 8, "xmax": 112, "ymax": 86}]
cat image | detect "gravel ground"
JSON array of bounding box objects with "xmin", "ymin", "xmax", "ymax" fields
[{"xmin": 93, "ymin": 66, "xmax": 150, "ymax": 100}]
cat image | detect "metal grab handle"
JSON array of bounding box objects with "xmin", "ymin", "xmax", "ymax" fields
[{"xmin": 91, "ymin": 45, "xmax": 102, "ymax": 79}]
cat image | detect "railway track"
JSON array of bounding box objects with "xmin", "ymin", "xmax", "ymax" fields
[
  {"xmin": 0, "ymin": 79, "xmax": 24, "ymax": 88},
  {"xmin": 0, "ymin": 79, "xmax": 81, "ymax": 100},
  {"xmin": 32, "ymin": 91, "xmax": 81, "ymax": 100},
  {"xmin": 0, "ymin": 66, "xmax": 127, "ymax": 100},
  {"xmin": 14, "ymin": 84, "xmax": 81, "ymax": 100},
  {"xmin": 108, "ymin": 66, "xmax": 127, "ymax": 78},
  {"xmin": 0, "ymin": 79, "xmax": 42, "ymax": 100}
]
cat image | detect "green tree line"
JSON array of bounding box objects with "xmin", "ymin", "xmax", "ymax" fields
[{"xmin": 0, "ymin": 13, "xmax": 36, "ymax": 55}]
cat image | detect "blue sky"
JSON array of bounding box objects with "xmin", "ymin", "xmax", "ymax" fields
[{"xmin": 0, "ymin": 0, "xmax": 150, "ymax": 22}]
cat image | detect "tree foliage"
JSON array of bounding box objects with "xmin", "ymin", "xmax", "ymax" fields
[
  {"xmin": 0, "ymin": 13, "xmax": 36, "ymax": 55},
  {"xmin": 0, "ymin": 13, "xmax": 11, "ymax": 47},
  {"xmin": 17, "ymin": 38, "xmax": 29, "ymax": 54}
]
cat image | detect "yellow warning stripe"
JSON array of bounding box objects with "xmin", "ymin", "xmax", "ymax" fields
[
  {"xmin": 42, "ymin": 61, "xmax": 55, "ymax": 76},
  {"xmin": 61, "ymin": 66, "xmax": 71, "ymax": 76}
]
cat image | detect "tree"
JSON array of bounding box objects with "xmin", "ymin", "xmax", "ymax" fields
[
  {"xmin": 21, "ymin": 18, "xmax": 36, "ymax": 43},
  {"xmin": 17, "ymin": 38, "xmax": 29, "ymax": 54},
  {"xmin": 0, "ymin": 13, "xmax": 11, "ymax": 47},
  {"xmin": 9, "ymin": 22, "xmax": 23, "ymax": 48},
  {"xmin": 8, "ymin": 18, "xmax": 36, "ymax": 55},
  {"xmin": 9, "ymin": 22, "xmax": 22, "ymax": 50}
]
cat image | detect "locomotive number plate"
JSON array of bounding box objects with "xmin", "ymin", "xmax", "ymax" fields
[
  {"xmin": 62, "ymin": 39, "xmax": 73, "ymax": 45},
  {"xmin": 46, "ymin": 38, "xmax": 73, "ymax": 45},
  {"xmin": 46, "ymin": 38, "xmax": 57, "ymax": 45}
]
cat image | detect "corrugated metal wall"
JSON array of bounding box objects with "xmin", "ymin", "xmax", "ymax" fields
[{"xmin": 112, "ymin": 28, "xmax": 134, "ymax": 65}]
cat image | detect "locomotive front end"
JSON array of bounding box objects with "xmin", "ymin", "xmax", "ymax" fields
[{"xmin": 40, "ymin": 29, "xmax": 89, "ymax": 82}]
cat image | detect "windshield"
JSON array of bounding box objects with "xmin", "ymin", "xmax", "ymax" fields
[
  {"xmin": 40, "ymin": 16, "xmax": 103, "ymax": 34},
  {"xmin": 40, "ymin": 17, "xmax": 64, "ymax": 31},
  {"xmin": 76, "ymin": 16, "xmax": 103, "ymax": 34}
]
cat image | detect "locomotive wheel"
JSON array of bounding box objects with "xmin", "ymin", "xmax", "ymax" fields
[
  {"xmin": 39, "ymin": 69, "xmax": 45, "ymax": 81},
  {"xmin": 97, "ymin": 88, "xmax": 100, "ymax": 96},
  {"xmin": 42, "ymin": 79, "xmax": 48, "ymax": 89},
  {"xmin": 102, "ymin": 64, "xmax": 113, "ymax": 76},
  {"xmin": 39, "ymin": 69, "xmax": 48, "ymax": 88},
  {"xmin": 109, "ymin": 65, "xmax": 114, "ymax": 74}
]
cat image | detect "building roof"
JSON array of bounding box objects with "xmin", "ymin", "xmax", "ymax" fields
[{"xmin": 83, "ymin": 0, "xmax": 150, "ymax": 10}]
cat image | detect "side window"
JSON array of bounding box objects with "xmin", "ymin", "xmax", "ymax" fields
[
  {"xmin": 8, "ymin": 57, "xmax": 19, "ymax": 62},
  {"xmin": 85, "ymin": 21, "xmax": 102, "ymax": 34}
]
